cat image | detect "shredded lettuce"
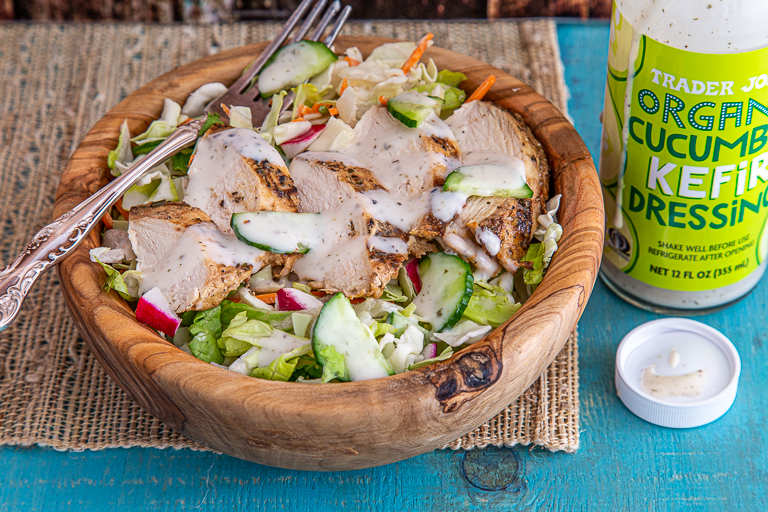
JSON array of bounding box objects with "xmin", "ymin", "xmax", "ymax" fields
[
  {"xmin": 121, "ymin": 162, "xmax": 179, "ymax": 210},
  {"xmin": 199, "ymin": 112, "xmax": 221, "ymax": 136},
  {"xmin": 132, "ymin": 99, "xmax": 183, "ymax": 143},
  {"xmin": 219, "ymin": 300, "xmax": 293, "ymax": 331},
  {"xmin": 228, "ymin": 105, "xmax": 253, "ymax": 129},
  {"xmin": 436, "ymin": 70, "xmax": 468, "ymax": 88},
  {"xmin": 217, "ymin": 311, "xmax": 272, "ymax": 357},
  {"xmin": 318, "ymin": 345, "xmax": 349, "ymax": 383},
  {"xmin": 189, "ymin": 306, "xmax": 224, "ymax": 364},
  {"xmin": 353, "ymin": 298, "xmax": 403, "ymax": 320},
  {"xmin": 432, "ymin": 319, "xmax": 491, "ymax": 347},
  {"xmin": 409, "ymin": 345, "xmax": 453, "ymax": 370},
  {"xmin": 251, "ymin": 344, "xmax": 313, "ymax": 382},
  {"xmin": 381, "ymin": 283, "xmax": 409, "ymax": 303},
  {"xmin": 387, "ymin": 325, "xmax": 425, "ymax": 373},
  {"xmin": 523, "ymin": 223, "xmax": 563, "ymax": 287},
  {"xmin": 107, "ymin": 120, "xmax": 133, "ymax": 176},
  {"xmin": 463, "ymin": 282, "xmax": 521, "ymax": 328},
  {"xmin": 413, "ymin": 81, "xmax": 466, "ymax": 118},
  {"xmin": 91, "ymin": 255, "xmax": 138, "ymax": 300},
  {"xmin": 259, "ymin": 91, "xmax": 287, "ymax": 144},
  {"xmin": 290, "ymin": 83, "xmax": 330, "ymax": 120}
]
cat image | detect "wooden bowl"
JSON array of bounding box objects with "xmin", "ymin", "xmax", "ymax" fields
[{"xmin": 53, "ymin": 36, "xmax": 603, "ymax": 470}]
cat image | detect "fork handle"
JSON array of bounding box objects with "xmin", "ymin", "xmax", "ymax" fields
[{"xmin": 0, "ymin": 118, "xmax": 204, "ymax": 332}]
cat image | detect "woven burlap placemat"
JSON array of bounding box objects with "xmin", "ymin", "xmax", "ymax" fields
[{"xmin": 0, "ymin": 19, "xmax": 579, "ymax": 454}]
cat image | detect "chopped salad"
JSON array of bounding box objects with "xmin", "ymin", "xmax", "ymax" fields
[{"xmin": 92, "ymin": 34, "xmax": 563, "ymax": 383}]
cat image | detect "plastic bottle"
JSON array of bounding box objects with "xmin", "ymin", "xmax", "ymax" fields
[{"xmin": 599, "ymin": 0, "xmax": 768, "ymax": 313}]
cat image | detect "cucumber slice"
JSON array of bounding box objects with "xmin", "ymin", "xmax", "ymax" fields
[
  {"xmin": 386, "ymin": 311, "xmax": 430, "ymax": 339},
  {"xmin": 412, "ymin": 252, "xmax": 474, "ymax": 332},
  {"xmin": 387, "ymin": 92, "xmax": 441, "ymax": 128},
  {"xmin": 258, "ymin": 41, "xmax": 338, "ymax": 98},
  {"xmin": 231, "ymin": 211, "xmax": 322, "ymax": 254},
  {"xmin": 312, "ymin": 293, "xmax": 394, "ymax": 382},
  {"xmin": 443, "ymin": 164, "xmax": 533, "ymax": 198}
]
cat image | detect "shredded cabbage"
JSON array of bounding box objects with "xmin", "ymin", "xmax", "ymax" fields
[
  {"xmin": 131, "ymin": 99, "xmax": 183, "ymax": 143},
  {"xmin": 251, "ymin": 344, "xmax": 313, "ymax": 382},
  {"xmin": 432, "ymin": 320, "xmax": 491, "ymax": 347},
  {"xmin": 463, "ymin": 281, "xmax": 521, "ymax": 328},
  {"xmin": 107, "ymin": 120, "xmax": 133, "ymax": 176}
]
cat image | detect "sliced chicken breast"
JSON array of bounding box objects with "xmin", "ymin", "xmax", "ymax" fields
[
  {"xmin": 184, "ymin": 125, "xmax": 299, "ymax": 234},
  {"xmin": 128, "ymin": 202, "xmax": 212, "ymax": 272},
  {"xmin": 292, "ymin": 235, "xmax": 408, "ymax": 298},
  {"xmin": 446, "ymin": 100, "xmax": 550, "ymax": 217},
  {"xmin": 339, "ymin": 105, "xmax": 462, "ymax": 197},
  {"xmin": 138, "ymin": 222, "xmax": 265, "ymax": 313}
]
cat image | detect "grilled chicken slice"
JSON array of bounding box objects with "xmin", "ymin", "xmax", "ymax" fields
[
  {"xmin": 184, "ymin": 125, "xmax": 299, "ymax": 234},
  {"xmin": 446, "ymin": 100, "xmax": 550, "ymax": 218},
  {"xmin": 339, "ymin": 105, "xmax": 462, "ymax": 197},
  {"xmin": 289, "ymin": 152, "xmax": 386, "ymax": 213},
  {"xmin": 128, "ymin": 202, "xmax": 212, "ymax": 272},
  {"xmin": 461, "ymin": 197, "xmax": 535, "ymax": 272},
  {"xmin": 137, "ymin": 222, "xmax": 265, "ymax": 313},
  {"xmin": 292, "ymin": 235, "xmax": 408, "ymax": 298}
]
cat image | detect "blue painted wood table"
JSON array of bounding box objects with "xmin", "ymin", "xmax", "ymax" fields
[{"xmin": 2, "ymin": 20, "xmax": 765, "ymax": 511}]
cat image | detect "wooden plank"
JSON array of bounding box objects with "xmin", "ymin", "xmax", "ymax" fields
[{"xmin": 2, "ymin": 21, "xmax": 768, "ymax": 511}]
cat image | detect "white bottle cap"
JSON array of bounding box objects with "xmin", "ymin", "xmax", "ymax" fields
[{"xmin": 615, "ymin": 318, "xmax": 740, "ymax": 428}]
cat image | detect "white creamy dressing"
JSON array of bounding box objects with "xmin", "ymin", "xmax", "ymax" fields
[
  {"xmin": 668, "ymin": 350, "xmax": 680, "ymax": 368},
  {"xmin": 339, "ymin": 106, "xmax": 460, "ymax": 196},
  {"xmin": 359, "ymin": 188, "xmax": 432, "ymax": 231},
  {"xmin": 139, "ymin": 223, "xmax": 264, "ymax": 296},
  {"xmin": 442, "ymin": 233, "xmax": 500, "ymax": 280},
  {"xmin": 475, "ymin": 228, "xmax": 501, "ymax": 257},
  {"xmin": 430, "ymin": 189, "xmax": 468, "ymax": 223},
  {"xmin": 640, "ymin": 364, "xmax": 708, "ymax": 399},
  {"xmin": 184, "ymin": 127, "xmax": 285, "ymax": 214},
  {"xmin": 253, "ymin": 330, "xmax": 308, "ymax": 367},
  {"xmin": 367, "ymin": 236, "xmax": 409, "ymax": 254}
]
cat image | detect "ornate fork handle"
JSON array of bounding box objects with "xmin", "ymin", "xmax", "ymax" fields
[{"xmin": 0, "ymin": 118, "xmax": 204, "ymax": 332}]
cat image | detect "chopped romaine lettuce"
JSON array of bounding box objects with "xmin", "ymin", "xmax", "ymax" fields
[
  {"xmin": 523, "ymin": 222, "xmax": 563, "ymax": 286},
  {"xmin": 436, "ymin": 69, "xmax": 467, "ymax": 88},
  {"xmin": 90, "ymin": 254, "xmax": 138, "ymax": 300},
  {"xmin": 219, "ymin": 300, "xmax": 293, "ymax": 331},
  {"xmin": 408, "ymin": 345, "xmax": 453, "ymax": 370},
  {"xmin": 317, "ymin": 344, "xmax": 349, "ymax": 383},
  {"xmin": 381, "ymin": 283, "xmax": 409, "ymax": 303},
  {"xmin": 131, "ymin": 99, "xmax": 183, "ymax": 143},
  {"xmin": 189, "ymin": 306, "xmax": 224, "ymax": 364},
  {"xmin": 251, "ymin": 344, "xmax": 313, "ymax": 382},
  {"xmin": 217, "ymin": 311, "xmax": 272, "ymax": 357},
  {"xmin": 432, "ymin": 319, "xmax": 491, "ymax": 347},
  {"xmin": 107, "ymin": 119, "xmax": 133, "ymax": 176},
  {"xmin": 199, "ymin": 112, "xmax": 221, "ymax": 136},
  {"xmin": 463, "ymin": 281, "xmax": 521, "ymax": 328}
]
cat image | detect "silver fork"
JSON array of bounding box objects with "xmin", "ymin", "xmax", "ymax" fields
[{"xmin": 0, "ymin": 0, "xmax": 352, "ymax": 331}]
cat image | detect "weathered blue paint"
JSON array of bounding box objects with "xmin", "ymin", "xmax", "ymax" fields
[{"xmin": 3, "ymin": 21, "xmax": 767, "ymax": 511}]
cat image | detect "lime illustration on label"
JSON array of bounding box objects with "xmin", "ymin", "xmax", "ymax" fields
[{"xmin": 601, "ymin": 5, "xmax": 768, "ymax": 292}]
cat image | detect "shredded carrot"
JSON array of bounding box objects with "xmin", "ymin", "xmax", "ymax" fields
[
  {"xmin": 253, "ymin": 293, "xmax": 277, "ymax": 304},
  {"xmin": 102, "ymin": 212, "xmax": 113, "ymax": 230},
  {"xmin": 180, "ymin": 118, "xmax": 194, "ymax": 126},
  {"xmin": 378, "ymin": 95, "xmax": 388, "ymax": 106},
  {"xmin": 115, "ymin": 198, "xmax": 129, "ymax": 220},
  {"xmin": 291, "ymin": 117, "xmax": 307, "ymax": 123},
  {"xmin": 466, "ymin": 75, "xmax": 496, "ymax": 103},
  {"xmin": 220, "ymin": 104, "xmax": 231, "ymax": 116},
  {"xmin": 343, "ymin": 56, "xmax": 360, "ymax": 66},
  {"xmin": 401, "ymin": 33, "xmax": 434, "ymax": 74},
  {"xmin": 296, "ymin": 104, "xmax": 311, "ymax": 118},
  {"xmin": 339, "ymin": 77, "xmax": 348, "ymax": 95},
  {"xmin": 329, "ymin": 108, "xmax": 338, "ymax": 116},
  {"xmin": 188, "ymin": 154, "xmax": 195, "ymax": 166}
]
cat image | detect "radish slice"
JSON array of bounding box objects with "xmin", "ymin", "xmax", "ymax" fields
[
  {"xmin": 136, "ymin": 287, "xmax": 181, "ymax": 337},
  {"xmin": 420, "ymin": 343, "xmax": 437, "ymax": 359},
  {"xmin": 405, "ymin": 258, "xmax": 422, "ymax": 294},
  {"xmin": 280, "ymin": 124, "xmax": 325, "ymax": 158},
  {"xmin": 275, "ymin": 287, "xmax": 323, "ymax": 311}
]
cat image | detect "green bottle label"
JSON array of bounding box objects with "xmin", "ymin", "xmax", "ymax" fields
[{"xmin": 601, "ymin": 4, "xmax": 768, "ymax": 292}]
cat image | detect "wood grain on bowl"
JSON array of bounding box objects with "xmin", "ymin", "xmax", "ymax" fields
[{"xmin": 53, "ymin": 36, "xmax": 604, "ymax": 471}]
